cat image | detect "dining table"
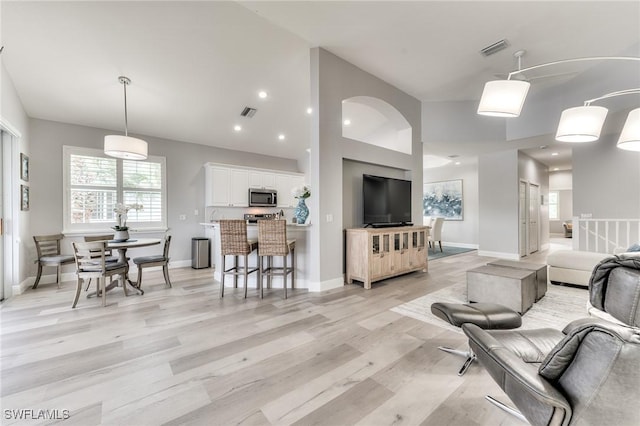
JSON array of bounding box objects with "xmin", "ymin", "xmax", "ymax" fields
[{"xmin": 87, "ymin": 237, "xmax": 161, "ymax": 298}]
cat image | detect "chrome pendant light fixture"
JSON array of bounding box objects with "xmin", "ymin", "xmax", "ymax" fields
[{"xmin": 104, "ymin": 76, "xmax": 148, "ymax": 160}]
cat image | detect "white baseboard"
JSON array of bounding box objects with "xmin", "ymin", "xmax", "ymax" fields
[
  {"xmin": 307, "ymin": 276, "xmax": 344, "ymax": 293},
  {"xmin": 477, "ymin": 250, "xmax": 520, "ymax": 260},
  {"xmin": 442, "ymin": 242, "xmax": 478, "ymax": 249}
]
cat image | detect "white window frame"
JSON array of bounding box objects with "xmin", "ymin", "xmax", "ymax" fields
[
  {"xmin": 63, "ymin": 145, "xmax": 167, "ymax": 234},
  {"xmin": 548, "ymin": 190, "xmax": 559, "ymax": 220}
]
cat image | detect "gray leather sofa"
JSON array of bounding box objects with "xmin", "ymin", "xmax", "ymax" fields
[{"xmin": 463, "ymin": 255, "xmax": 640, "ymax": 425}]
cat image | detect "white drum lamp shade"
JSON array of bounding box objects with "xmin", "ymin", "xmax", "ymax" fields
[
  {"xmin": 477, "ymin": 80, "xmax": 531, "ymax": 117},
  {"xmin": 104, "ymin": 76, "xmax": 148, "ymax": 160},
  {"xmin": 617, "ymin": 108, "xmax": 640, "ymax": 151},
  {"xmin": 555, "ymin": 106, "xmax": 608, "ymax": 142},
  {"xmin": 104, "ymin": 135, "xmax": 148, "ymax": 160}
]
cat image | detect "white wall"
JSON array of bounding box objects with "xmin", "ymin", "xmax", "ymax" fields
[
  {"xmin": 423, "ymin": 161, "xmax": 479, "ymax": 248},
  {"xmin": 573, "ymin": 132, "xmax": 640, "ymax": 219},
  {"xmin": 309, "ymin": 48, "xmax": 422, "ymax": 291},
  {"xmin": 27, "ymin": 118, "xmax": 301, "ymax": 280},
  {"xmin": 1, "ymin": 60, "xmax": 30, "ymax": 295}
]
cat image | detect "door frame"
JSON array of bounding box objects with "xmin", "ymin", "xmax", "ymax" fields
[
  {"xmin": 519, "ymin": 179, "xmax": 541, "ymax": 257},
  {"xmin": 1, "ymin": 116, "xmax": 21, "ymax": 300}
]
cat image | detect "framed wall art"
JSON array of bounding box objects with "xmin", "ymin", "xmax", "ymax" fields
[
  {"xmin": 423, "ymin": 179, "xmax": 463, "ymax": 220},
  {"xmin": 20, "ymin": 153, "xmax": 29, "ymax": 181},
  {"xmin": 21, "ymin": 185, "xmax": 29, "ymax": 211}
]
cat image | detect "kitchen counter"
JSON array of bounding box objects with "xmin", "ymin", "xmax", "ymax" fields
[
  {"xmin": 200, "ymin": 221, "xmax": 311, "ymax": 228},
  {"xmin": 200, "ymin": 221, "xmax": 310, "ymax": 290}
]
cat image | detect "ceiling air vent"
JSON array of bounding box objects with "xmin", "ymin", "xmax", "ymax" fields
[
  {"xmin": 240, "ymin": 107, "xmax": 257, "ymax": 118},
  {"xmin": 480, "ymin": 39, "xmax": 509, "ymax": 57}
]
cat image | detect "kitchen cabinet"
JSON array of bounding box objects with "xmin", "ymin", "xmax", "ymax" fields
[
  {"xmin": 205, "ymin": 163, "xmax": 304, "ymax": 208},
  {"xmin": 276, "ymin": 174, "xmax": 305, "ymax": 208},
  {"xmin": 205, "ymin": 165, "xmax": 248, "ymax": 207},
  {"xmin": 249, "ymin": 171, "xmax": 276, "ymax": 189},
  {"xmin": 346, "ymin": 226, "xmax": 428, "ymax": 289}
]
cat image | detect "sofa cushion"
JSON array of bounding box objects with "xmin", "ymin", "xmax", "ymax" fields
[{"xmin": 546, "ymin": 250, "xmax": 609, "ymax": 271}]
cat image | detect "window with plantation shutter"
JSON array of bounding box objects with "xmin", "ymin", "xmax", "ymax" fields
[{"xmin": 63, "ymin": 146, "xmax": 167, "ymax": 232}]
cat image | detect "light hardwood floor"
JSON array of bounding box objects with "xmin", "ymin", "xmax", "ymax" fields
[{"xmin": 0, "ymin": 248, "xmax": 561, "ymax": 426}]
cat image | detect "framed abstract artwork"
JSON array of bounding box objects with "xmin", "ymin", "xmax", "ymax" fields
[
  {"xmin": 20, "ymin": 153, "xmax": 29, "ymax": 181},
  {"xmin": 423, "ymin": 179, "xmax": 463, "ymax": 220},
  {"xmin": 21, "ymin": 185, "xmax": 29, "ymax": 211}
]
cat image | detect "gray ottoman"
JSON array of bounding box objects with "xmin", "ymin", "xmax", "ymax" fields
[
  {"xmin": 487, "ymin": 259, "xmax": 548, "ymax": 301},
  {"xmin": 431, "ymin": 302, "xmax": 521, "ymax": 375},
  {"xmin": 467, "ymin": 265, "xmax": 537, "ymax": 314}
]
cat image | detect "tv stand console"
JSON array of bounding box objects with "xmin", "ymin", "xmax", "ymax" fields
[{"xmin": 346, "ymin": 226, "xmax": 429, "ymax": 289}]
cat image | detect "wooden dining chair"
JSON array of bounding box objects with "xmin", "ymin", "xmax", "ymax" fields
[
  {"xmin": 33, "ymin": 234, "xmax": 75, "ymax": 289},
  {"xmin": 132, "ymin": 235, "xmax": 173, "ymax": 291},
  {"xmin": 83, "ymin": 234, "xmax": 117, "ymax": 290},
  {"xmin": 72, "ymin": 241, "xmax": 128, "ymax": 308}
]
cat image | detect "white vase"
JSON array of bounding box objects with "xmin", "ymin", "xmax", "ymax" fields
[{"xmin": 113, "ymin": 229, "xmax": 129, "ymax": 242}]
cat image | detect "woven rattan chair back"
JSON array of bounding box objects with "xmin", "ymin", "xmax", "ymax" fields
[
  {"xmin": 220, "ymin": 220, "xmax": 253, "ymax": 255},
  {"xmin": 257, "ymin": 220, "xmax": 289, "ymax": 256}
]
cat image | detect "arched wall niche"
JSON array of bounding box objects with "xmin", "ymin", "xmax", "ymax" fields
[{"xmin": 342, "ymin": 96, "xmax": 412, "ymax": 154}]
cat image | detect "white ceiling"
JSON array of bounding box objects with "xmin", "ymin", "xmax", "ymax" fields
[{"xmin": 2, "ymin": 1, "xmax": 639, "ymax": 165}]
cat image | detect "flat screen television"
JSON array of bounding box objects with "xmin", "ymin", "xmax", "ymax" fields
[{"xmin": 363, "ymin": 174, "xmax": 412, "ymax": 227}]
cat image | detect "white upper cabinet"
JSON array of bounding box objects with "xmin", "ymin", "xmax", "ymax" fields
[
  {"xmin": 205, "ymin": 163, "xmax": 303, "ymax": 208},
  {"xmin": 276, "ymin": 174, "xmax": 305, "ymax": 208},
  {"xmin": 205, "ymin": 165, "xmax": 248, "ymax": 207},
  {"xmin": 249, "ymin": 171, "xmax": 277, "ymax": 189}
]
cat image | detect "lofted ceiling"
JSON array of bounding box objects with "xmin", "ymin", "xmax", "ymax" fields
[{"xmin": 2, "ymin": 1, "xmax": 639, "ymax": 165}]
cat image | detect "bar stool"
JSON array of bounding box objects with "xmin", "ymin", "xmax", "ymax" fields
[
  {"xmin": 257, "ymin": 219, "xmax": 295, "ymax": 299},
  {"xmin": 219, "ymin": 219, "xmax": 258, "ymax": 298}
]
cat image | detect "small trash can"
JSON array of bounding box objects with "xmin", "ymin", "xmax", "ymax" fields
[{"xmin": 192, "ymin": 237, "xmax": 211, "ymax": 269}]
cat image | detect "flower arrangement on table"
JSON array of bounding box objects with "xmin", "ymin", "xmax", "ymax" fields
[
  {"xmin": 112, "ymin": 203, "xmax": 144, "ymax": 231},
  {"xmin": 291, "ymin": 185, "xmax": 311, "ymax": 199}
]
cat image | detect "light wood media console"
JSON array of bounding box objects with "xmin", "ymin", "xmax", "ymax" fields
[{"xmin": 345, "ymin": 226, "xmax": 429, "ymax": 289}]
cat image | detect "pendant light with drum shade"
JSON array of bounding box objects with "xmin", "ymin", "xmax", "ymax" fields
[
  {"xmin": 555, "ymin": 88, "xmax": 640, "ymax": 146},
  {"xmin": 617, "ymin": 108, "xmax": 640, "ymax": 151},
  {"xmin": 104, "ymin": 76, "xmax": 148, "ymax": 160}
]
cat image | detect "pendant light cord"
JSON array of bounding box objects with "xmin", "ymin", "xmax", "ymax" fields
[{"xmin": 122, "ymin": 78, "xmax": 129, "ymax": 137}]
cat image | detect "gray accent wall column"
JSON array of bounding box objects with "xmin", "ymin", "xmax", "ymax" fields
[
  {"xmin": 478, "ymin": 149, "xmax": 519, "ymax": 258},
  {"xmin": 308, "ymin": 48, "xmax": 422, "ymax": 291}
]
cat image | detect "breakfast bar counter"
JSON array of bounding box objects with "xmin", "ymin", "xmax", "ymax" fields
[{"xmin": 200, "ymin": 222, "xmax": 310, "ymax": 290}]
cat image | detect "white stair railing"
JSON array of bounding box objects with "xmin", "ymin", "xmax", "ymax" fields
[{"xmin": 573, "ymin": 217, "xmax": 640, "ymax": 253}]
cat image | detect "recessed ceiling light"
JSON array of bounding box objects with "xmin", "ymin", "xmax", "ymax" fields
[
  {"xmin": 423, "ymin": 155, "xmax": 451, "ymax": 168},
  {"xmin": 554, "ymin": 167, "xmax": 560, "ymax": 171},
  {"xmin": 455, "ymin": 161, "xmax": 461, "ymax": 165},
  {"xmin": 233, "ymin": 125, "xmax": 242, "ymax": 132},
  {"xmin": 306, "ymin": 148, "xmax": 311, "ymax": 153},
  {"xmin": 551, "ymin": 152, "xmax": 559, "ymax": 156},
  {"xmin": 278, "ymin": 134, "xmax": 285, "ymax": 140},
  {"xmin": 343, "ymin": 119, "xmax": 351, "ymax": 126},
  {"xmin": 306, "ymin": 107, "xmax": 313, "ymax": 115},
  {"xmin": 258, "ymin": 91, "xmax": 268, "ymax": 99}
]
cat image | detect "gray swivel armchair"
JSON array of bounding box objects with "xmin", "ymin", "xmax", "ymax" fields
[{"xmin": 463, "ymin": 255, "xmax": 640, "ymax": 425}]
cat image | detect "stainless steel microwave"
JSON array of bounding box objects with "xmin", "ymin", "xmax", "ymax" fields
[{"xmin": 248, "ymin": 188, "xmax": 278, "ymax": 207}]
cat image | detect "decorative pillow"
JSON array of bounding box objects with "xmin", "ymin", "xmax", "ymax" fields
[{"xmin": 626, "ymin": 243, "xmax": 640, "ymax": 252}]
